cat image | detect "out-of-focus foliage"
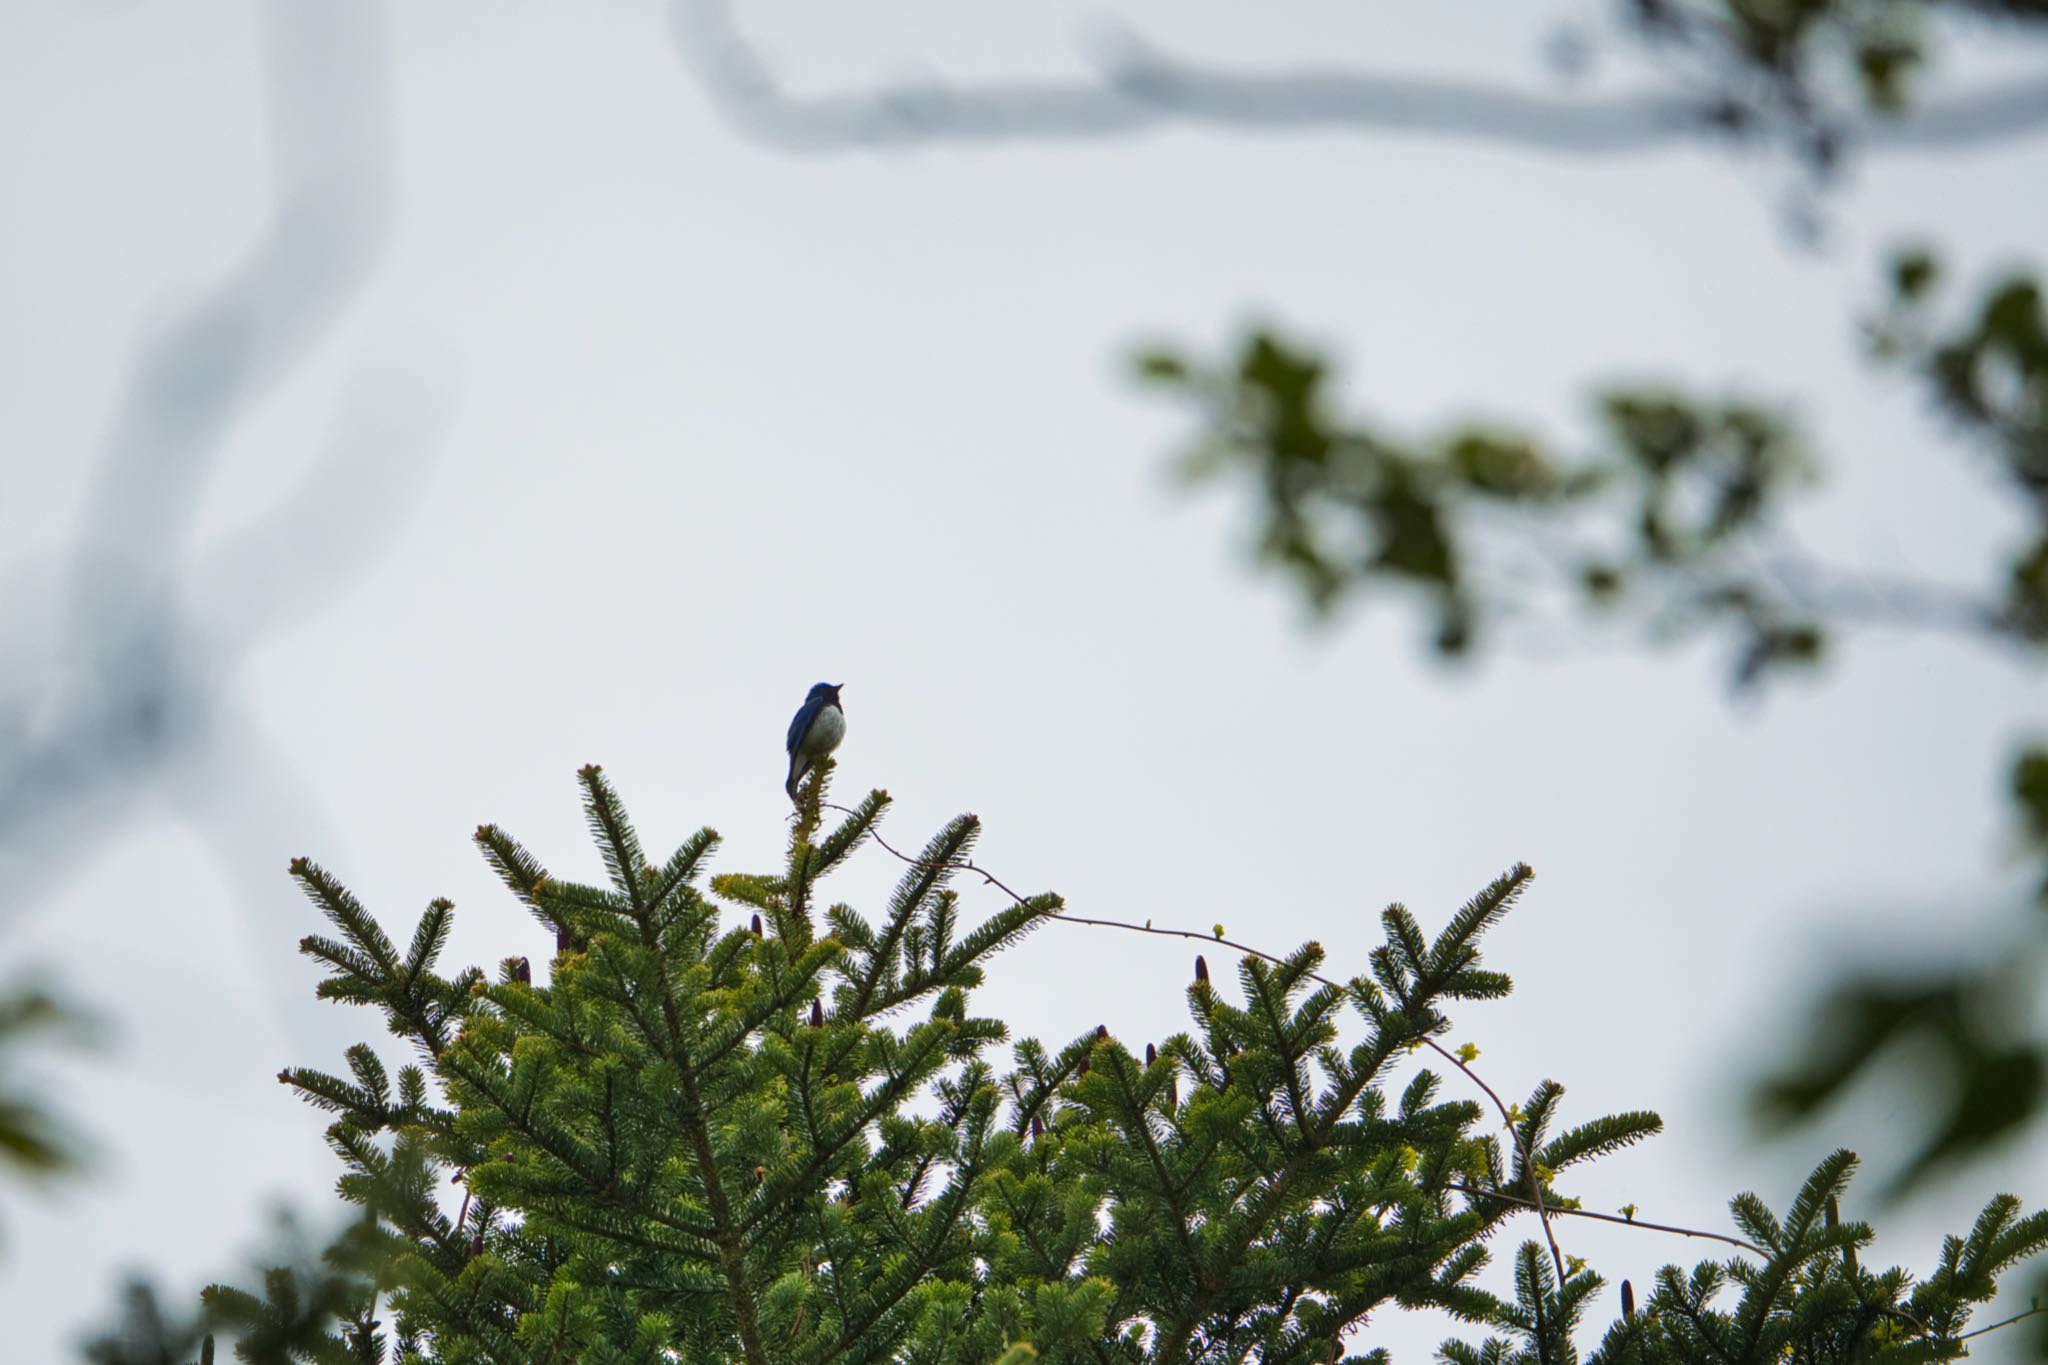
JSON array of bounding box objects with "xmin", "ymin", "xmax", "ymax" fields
[
  {"xmin": 114, "ymin": 763, "xmax": 2045, "ymax": 1362},
  {"xmin": 1136, "ymin": 336, "xmax": 1828, "ymax": 681},
  {"xmin": 1625, "ymin": 0, "xmax": 2048, "ymax": 171},
  {"xmin": 1736, "ymin": 257, "xmax": 2048, "ymax": 1195},
  {"xmin": 79, "ymin": 1211, "xmax": 385, "ymax": 1365},
  {"xmin": 82, "ymin": 1281, "xmax": 215, "ymax": 1365},
  {"xmin": 0, "ymin": 981, "xmax": 93, "ymax": 1207},
  {"xmin": 1138, "ymin": 257, "xmax": 2048, "ymax": 1206},
  {"xmin": 1868, "ymin": 251, "xmax": 2048, "ymax": 644},
  {"xmin": 1755, "ymin": 935, "xmax": 2046, "ymax": 1193},
  {"xmin": 2017, "ymin": 745, "xmax": 2048, "ymax": 901},
  {"xmin": 1139, "ymin": 255, "xmax": 2044, "ymax": 691}
]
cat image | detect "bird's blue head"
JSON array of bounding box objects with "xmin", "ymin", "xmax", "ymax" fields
[{"xmin": 808, "ymin": 682, "xmax": 844, "ymax": 706}]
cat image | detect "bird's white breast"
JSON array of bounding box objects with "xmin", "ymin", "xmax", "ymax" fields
[{"xmin": 805, "ymin": 705, "xmax": 846, "ymax": 755}]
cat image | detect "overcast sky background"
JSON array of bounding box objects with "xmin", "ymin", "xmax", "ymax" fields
[{"xmin": 3, "ymin": 2, "xmax": 2046, "ymax": 1360}]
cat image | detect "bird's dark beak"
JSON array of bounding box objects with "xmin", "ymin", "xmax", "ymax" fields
[{"xmin": 835, "ymin": 683, "xmax": 845, "ymax": 690}]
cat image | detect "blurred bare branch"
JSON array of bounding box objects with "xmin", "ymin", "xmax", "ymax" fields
[
  {"xmin": 0, "ymin": 0, "xmax": 443, "ymax": 1029},
  {"xmin": 673, "ymin": 0, "xmax": 2048, "ymax": 162}
]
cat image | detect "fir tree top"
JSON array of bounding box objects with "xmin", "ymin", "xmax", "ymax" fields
[{"xmin": 115, "ymin": 760, "xmax": 2045, "ymax": 1365}]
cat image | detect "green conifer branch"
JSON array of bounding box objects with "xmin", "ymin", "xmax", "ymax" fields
[
  {"xmin": 291, "ymin": 859, "xmax": 400, "ymax": 976},
  {"xmin": 743, "ymin": 1016, "xmax": 978, "ymax": 1235},
  {"xmin": 472, "ymin": 824, "xmax": 548, "ymax": 901},
  {"xmin": 401, "ymin": 900, "xmax": 453, "ymax": 987},
  {"xmin": 438, "ymin": 1051, "xmax": 611, "ymax": 1193},
  {"xmin": 296, "ymin": 870, "xmax": 467, "ymax": 1060},
  {"xmin": 278, "ymin": 1059, "xmax": 388, "ymax": 1130},
  {"xmin": 838, "ymin": 813, "xmax": 980, "ymax": 1019},
  {"xmin": 808, "ymin": 787, "xmax": 888, "ymax": 883},
  {"xmin": 1087, "ymin": 1042, "xmax": 1207, "ymax": 1281},
  {"xmin": 576, "ymin": 764, "xmax": 649, "ymax": 913},
  {"xmin": 673, "ymin": 1056, "xmax": 772, "ymax": 1365},
  {"xmin": 1539, "ymin": 1111, "xmax": 1664, "ymax": 1174},
  {"xmin": 808, "ymin": 1105, "xmax": 995, "ymax": 1365},
  {"xmin": 647, "ymin": 826, "xmax": 722, "ymax": 933},
  {"xmin": 695, "ymin": 940, "xmax": 845, "ymax": 1074},
  {"xmin": 1425, "ymin": 864, "xmax": 1535, "ymax": 987},
  {"xmin": 326, "ymin": 1129, "xmax": 464, "ymax": 1263}
]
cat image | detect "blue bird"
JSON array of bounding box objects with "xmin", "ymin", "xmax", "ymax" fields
[{"xmin": 785, "ymin": 682, "xmax": 846, "ymax": 802}]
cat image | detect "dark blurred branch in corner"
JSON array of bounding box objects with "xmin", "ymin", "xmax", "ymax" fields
[
  {"xmin": 0, "ymin": 0, "xmax": 444, "ymax": 1018},
  {"xmin": 671, "ymin": 0, "xmax": 2048, "ymax": 166}
]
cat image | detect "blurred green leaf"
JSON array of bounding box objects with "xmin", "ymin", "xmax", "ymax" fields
[
  {"xmin": 1754, "ymin": 958, "xmax": 2047, "ymax": 1195},
  {"xmin": 2016, "ymin": 746, "xmax": 2048, "ymax": 903},
  {"xmin": 0, "ymin": 980, "xmax": 95, "ymax": 1188},
  {"xmin": 1893, "ymin": 247, "xmax": 1940, "ymax": 301},
  {"xmin": 81, "ymin": 1281, "xmax": 213, "ymax": 1365},
  {"xmin": 1132, "ymin": 348, "xmax": 1190, "ymax": 383}
]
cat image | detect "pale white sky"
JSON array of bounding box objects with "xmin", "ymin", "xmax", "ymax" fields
[{"xmin": 3, "ymin": 3, "xmax": 2046, "ymax": 1360}]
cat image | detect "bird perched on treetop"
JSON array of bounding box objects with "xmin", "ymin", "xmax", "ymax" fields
[{"xmin": 785, "ymin": 682, "xmax": 846, "ymax": 802}]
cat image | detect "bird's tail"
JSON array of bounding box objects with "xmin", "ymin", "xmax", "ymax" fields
[{"xmin": 785, "ymin": 753, "xmax": 804, "ymax": 803}]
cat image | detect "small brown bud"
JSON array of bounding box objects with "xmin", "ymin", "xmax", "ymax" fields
[
  {"xmin": 469, "ymin": 1233, "xmax": 484, "ymax": 1258},
  {"xmin": 1145, "ymin": 1043, "xmax": 1157, "ymax": 1066},
  {"xmin": 276, "ymin": 1069, "xmax": 291, "ymax": 1084},
  {"xmin": 555, "ymin": 927, "xmax": 573, "ymax": 955},
  {"xmin": 750, "ymin": 914, "xmax": 763, "ymax": 938},
  {"xmin": 1030, "ymin": 1115, "xmax": 1044, "ymax": 1139},
  {"xmin": 1194, "ymin": 955, "xmax": 1209, "ymax": 983},
  {"xmin": 1621, "ymin": 1280, "xmax": 1635, "ymax": 1320},
  {"xmin": 511, "ymin": 957, "xmax": 531, "ymax": 985},
  {"xmin": 810, "ymin": 1000, "xmax": 824, "ymax": 1029},
  {"xmin": 1095, "ymin": 1024, "xmax": 1108, "ymax": 1041},
  {"xmin": 1076, "ymin": 1056, "xmax": 1090, "ymax": 1077}
]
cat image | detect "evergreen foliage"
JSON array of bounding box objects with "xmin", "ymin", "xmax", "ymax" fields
[{"xmin": 128, "ymin": 763, "xmax": 2044, "ymax": 1363}]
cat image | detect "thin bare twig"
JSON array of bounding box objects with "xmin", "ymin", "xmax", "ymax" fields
[
  {"xmin": 1956, "ymin": 1302, "xmax": 2046, "ymax": 1343},
  {"xmin": 1450, "ymin": 1182, "xmax": 1763, "ymax": 1256}
]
